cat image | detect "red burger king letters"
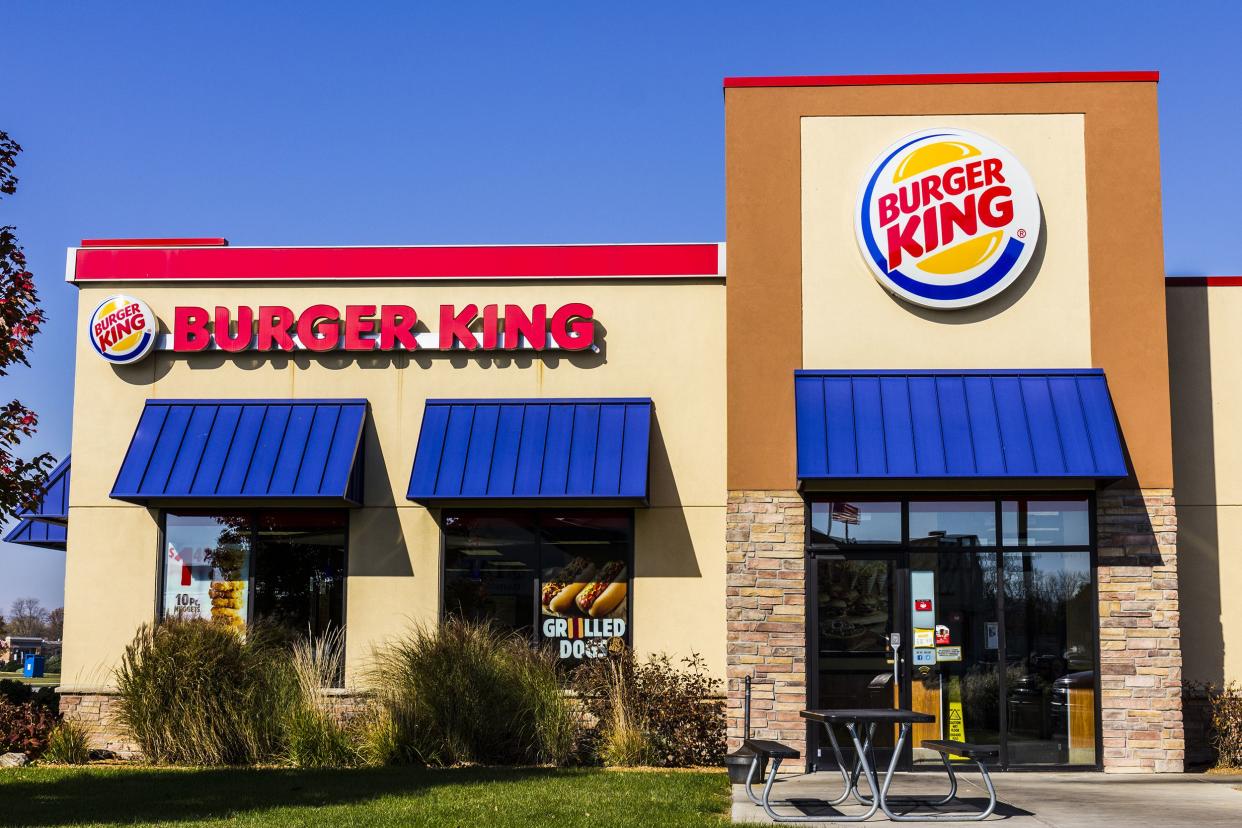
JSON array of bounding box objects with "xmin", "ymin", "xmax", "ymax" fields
[{"xmin": 172, "ymin": 302, "xmax": 596, "ymax": 352}]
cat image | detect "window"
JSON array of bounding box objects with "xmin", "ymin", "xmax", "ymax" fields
[
  {"xmin": 442, "ymin": 511, "xmax": 631, "ymax": 661},
  {"xmin": 809, "ymin": 501, "xmax": 901, "ymax": 545},
  {"xmin": 909, "ymin": 500, "xmax": 997, "ymax": 547},
  {"xmin": 161, "ymin": 511, "xmax": 346, "ymax": 643}
]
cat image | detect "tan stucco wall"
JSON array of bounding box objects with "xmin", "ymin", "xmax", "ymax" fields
[
  {"xmin": 800, "ymin": 114, "xmax": 1092, "ymax": 368},
  {"xmin": 62, "ymin": 279, "xmax": 727, "ymax": 689},
  {"xmin": 1167, "ymin": 283, "xmax": 1242, "ymax": 684}
]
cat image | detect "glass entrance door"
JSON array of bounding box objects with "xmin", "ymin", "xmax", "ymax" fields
[{"xmin": 806, "ymin": 497, "xmax": 1100, "ymax": 771}]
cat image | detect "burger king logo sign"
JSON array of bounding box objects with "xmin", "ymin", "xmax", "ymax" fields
[
  {"xmin": 89, "ymin": 295, "xmax": 157, "ymax": 364},
  {"xmin": 855, "ymin": 128, "xmax": 1041, "ymax": 310}
]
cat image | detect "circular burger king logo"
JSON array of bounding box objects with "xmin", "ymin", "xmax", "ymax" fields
[
  {"xmin": 855, "ymin": 128, "xmax": 1041, "ymax": 310},
  {"xmin": 89, "ymin": 295, "xmax": 157, "ymax": 364}
]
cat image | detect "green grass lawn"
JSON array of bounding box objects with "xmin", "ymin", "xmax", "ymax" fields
[
  {"xmin": 0, "ymin": 765, "xmax": 731, "ymax": 827},
  {"xmin": 3, "ymin": 672, "xmax": 60, "ymax": 687}
]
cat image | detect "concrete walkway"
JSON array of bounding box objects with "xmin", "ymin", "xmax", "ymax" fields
[{"xmin": 732, "ymin": 770, "xmax": 1242, "ymax": 826}]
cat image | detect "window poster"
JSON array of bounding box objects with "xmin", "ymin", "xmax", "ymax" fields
[
  {"xmin": 163, "ymin": 514, "xmax": 250, "ymax": 631},
  {"xmin": 539, "ymin": 553, "xmax": 628, "ymax": 660}
]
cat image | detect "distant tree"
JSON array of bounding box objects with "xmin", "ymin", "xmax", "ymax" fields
[
  {"xmin": 0, "ymin": 130, "xmax": 53, "ymax": 520},
  {"xmin": 45, "ymin": 606, "xmax": 63, "ymax": 640},
  {"xmin": 0, "ymin": 613, "xmax": 8, "ymax": 638},
  {"xmin": 8, "ymin": 597, "xmax": 48, "ymax": 637}
]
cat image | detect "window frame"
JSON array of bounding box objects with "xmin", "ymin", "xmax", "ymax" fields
[
  {"xmin": 155, "ymin": 508, "xmax": 351, "ymax": 646},
  {"xmin": 437, "ymin": 509, "xmax": 635, "ymax": 655}
]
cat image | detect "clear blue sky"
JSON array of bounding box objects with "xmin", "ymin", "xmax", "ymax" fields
[{"xmin": 1, "ymin": 1, "xmax": 1238, "ymax": 614}]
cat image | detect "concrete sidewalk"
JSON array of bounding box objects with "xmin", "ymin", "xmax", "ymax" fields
[{"xmin": 732, "ymin": 770, "xmax": 1242, "ymax": 826}]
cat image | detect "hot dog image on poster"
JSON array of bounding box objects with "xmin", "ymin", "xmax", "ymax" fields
[{"xmin": 539, "ymin": 554, "xmax": 628, "ymax": 660}]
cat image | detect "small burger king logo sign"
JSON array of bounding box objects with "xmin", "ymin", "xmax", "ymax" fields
[
  {"xmin": 89, "ymin": 295, "xmax": 157, "ymax": 364},
  {"xmin": 855, "ymin": 128, "xmax": 1041, "ymax": 310}
]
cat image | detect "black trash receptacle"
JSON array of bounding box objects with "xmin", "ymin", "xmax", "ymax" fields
[{"xmin": 725, "ymin": 748, "xmax": 766, "ymax": 785}]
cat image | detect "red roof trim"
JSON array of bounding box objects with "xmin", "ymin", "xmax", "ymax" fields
[
  {"xmin": 723, "ymin": 71, "xmax": 1159, "ymax": 89},
  {"xmin": 69, "ymin": 243, "xmax": 723, "ymax": 282},
  {"xmin": 1167, "ymin": 276, "xmax": 1242, "ymax": 287},
  {"xmin": 81, "ymin": 238, "xmax": 229, "ymax": 247}
]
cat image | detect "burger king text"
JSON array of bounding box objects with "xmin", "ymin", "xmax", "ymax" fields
[{"xmin": 171, "ymin": 302, "xmax": 596, "ymax": 352}]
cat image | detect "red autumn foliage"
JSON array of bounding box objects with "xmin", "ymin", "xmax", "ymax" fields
[{"xmin": 0, "ymin": 130, "xmax": 54, "ymax": 518}]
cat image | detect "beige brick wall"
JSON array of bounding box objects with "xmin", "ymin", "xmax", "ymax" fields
[
  {"xmin": 1097, "ymin": 488, "xmax": 1184, "ymax": 772},
  {"xmin": 726, "ymin": 490, "xmax": 807, "ymax": 754}
]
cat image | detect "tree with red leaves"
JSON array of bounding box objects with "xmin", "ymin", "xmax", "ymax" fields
[{"xmin": 0, "ymin": 130, "xmax": 54, "ymax": 520}]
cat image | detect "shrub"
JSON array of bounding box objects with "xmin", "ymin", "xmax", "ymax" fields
[
  {"xmin": 43, "ymin": 719, "xmax": 90, "ymax": 764},
  {"xmin": 0, "ymin": 698, "xmax": 58, "ymax": 757},
  {"xmin": 368, "ymin": 617, "xmax": 577, "ymax": 766},
  {"xmin": 1207, "ymin": 681, "xmax": 1242, "ymax": 768},
  {"xmin": 574, "ymin": 651, "xmax": 726, "ymax": 768},
  {"xmin": 43, "ymin": 656, "xmax": 62, "ymax": 674},
  {"xmin": 115, "ymin": 619, "xmax": 297, "ymax": 765},
  {"xmin": 284, "ymin": 627, "xmax": 357, "ymax": 768},
  {"xmin": 0, "ymin": 660, "xmax": 22, "ymax": 673}
]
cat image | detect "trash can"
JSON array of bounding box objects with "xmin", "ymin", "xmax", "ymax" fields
[{"xmin": 22, "ymin": 655, "xmax": 44, "ymax": 679}]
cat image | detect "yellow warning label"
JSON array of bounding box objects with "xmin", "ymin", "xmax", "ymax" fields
[{"xmin": 947, "ymin": 677, "xmax": 965, "ymax": 759}]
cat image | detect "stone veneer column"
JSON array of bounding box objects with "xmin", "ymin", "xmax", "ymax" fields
[
  {"xmin": 726, "ymin": 490, "xmax": 807, "ymax": 754},
  {"xmin": 1096, "ymin": 488, "xmax": 1184, "ymax": 772}
]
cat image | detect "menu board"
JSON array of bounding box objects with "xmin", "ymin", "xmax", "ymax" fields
[{"xmin": 538, "ymin": 553, "xmax": 628, "ymax": 660}]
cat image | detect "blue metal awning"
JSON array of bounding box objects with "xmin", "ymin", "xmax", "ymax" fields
[
  {"xmin": 4, "ymin": 456, "xmax": 70, "ymax": 550},
  {"xmin": 111, "ymin": 400, "xmax": 367, "ymax": 505},
  {"xmin": 4, "ymin": 518, "xmax": 66, "ymax": 550},
  {"xmin": 407, "ymin": 398, "xmax": 652, "ymax": 503},
  {"xmin": 795, "ymin": 370, "xmax": 1128, "ymax": 481}
]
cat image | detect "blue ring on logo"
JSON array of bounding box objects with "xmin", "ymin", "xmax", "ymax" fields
[{"xmin": 860, "ymin": 134, "xmax": 1025, "ymax": 303}]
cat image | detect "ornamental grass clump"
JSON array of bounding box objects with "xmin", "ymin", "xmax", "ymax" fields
[
  {"xmin": 115, "ymin": 619, "xmax": 297, "ymax": 765},
  {"xmin": 1208, "ymin": 681, "xmax": 1242, "ymax": 768},
  {"xmin": 368, "ymin": 617, "xmax": 577, "ymax": 766},
  {"xmin": 284, "ymin": 626, "xmax": 358, "ymax": 768},
  {"xmin": 42, "ymin": 719, "xmax": 91, "ymax": 764}
]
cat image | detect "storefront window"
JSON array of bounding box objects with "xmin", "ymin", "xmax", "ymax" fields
[
  {"xmin": 161, "ymin": 511, "xmax": 346, "ymax": 642},
  {"xmin": 909, "ymin": 500, "xmax": 996, "ymax": 547},
  {"xmin": 442, "ymin": 511, "xmax": 631, "ymax": 661},
  {"xmin": 809, "ymin": 501, "xmax": 901, "ymax": 545}
]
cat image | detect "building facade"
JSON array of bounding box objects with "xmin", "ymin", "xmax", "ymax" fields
[{"xmin": 9, "ymin": 71, "xmax": 1236, "ymax": 773}]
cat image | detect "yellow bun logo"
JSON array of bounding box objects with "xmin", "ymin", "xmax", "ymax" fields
[
  {"xmin": 89, "ymin": 295, "xmax": 156, "ymax": 364},
  {"xmin": 855, "ymin": 128, "xmax": 1041, "ymax": 310}
]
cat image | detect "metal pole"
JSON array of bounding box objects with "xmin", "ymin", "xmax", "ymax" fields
[{"xmin": 744, "ymin": 675, "xmax": 752, "ymax": 739}]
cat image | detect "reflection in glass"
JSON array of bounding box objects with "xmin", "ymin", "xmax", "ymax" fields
[
  {"xmin": 1004, "ymin": 550, "xmax": 1096, "ymax": 766},
  {"xmin": 1025, "ymin": 500, "xmax": 1090, "ymax": 546},
  {"xmin": 442, "ymin": 513, "xmax": 539, "ymax": 636},
  {"xmin": 909, "ymin": 501, "xmax": 996, "ymax": 547},
  {"xmin": 1002, "ymin": 501, "xmax": 1019, "ymax": 546},
  {"xmin": 809, "ymin": 501, "xmax": 901, "ymax": 545},
  {"xmin": 163, "ymin": 513, "xmax": 250, "ymax": 630}
]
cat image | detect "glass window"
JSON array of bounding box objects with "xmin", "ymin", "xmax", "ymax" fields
[
  {"xmin": 909, "ymin": 501, "xmax": 996, "ymax": 547},
  {"xmin": 809, "ymin": 501, "xmax": 901, "ymax": 545},
  {"xmin": 161, "ymin": 511, "xmax": 346, "ymax": 643},
  {"xmin": 1024, "ymin": 500, "xmax": 1090, "ymax": 547},
  {"xmin": 442, "ymin": 511, "xmax": 631, "ymax": 662}
]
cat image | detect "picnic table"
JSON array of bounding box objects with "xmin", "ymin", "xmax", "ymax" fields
[{"xmin": 740, "ymin": 708, "xmax": 998, "ymax": 822}]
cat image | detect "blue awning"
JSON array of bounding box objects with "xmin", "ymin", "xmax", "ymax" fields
[
  {"xmin": 4, "ymin": 518, "xmax": 66, "ymax": 550},
  {"xmin": 408, "ymin": 398, "xmax": 652, "ymax": 503},
  {"xmin": 111, "ymin": 400, "xmax": 367, "ymax": 505},
  {"xmin": 795, "ymin": 370, "xmax": 1128, "ymax": 481},
  {"xmin": 4, "ymin": 456, "xmax": 70, "ymax": 550}
]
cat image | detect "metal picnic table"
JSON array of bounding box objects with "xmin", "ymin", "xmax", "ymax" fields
[{"xmin": 742, "ymin": 708, "xmax": 998, "ymax": 822}]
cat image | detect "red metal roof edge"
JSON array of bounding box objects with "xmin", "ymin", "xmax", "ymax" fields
[
  {"xmin": 1167, "ymin": 276, "xmax": 1242, "ymax": 287},
  {"xmin": 81, "ymin": 238, "xmax": 229, "ymax": 247},
  {"xmin": 723, "ymin": 71, "xmax": 1160, "ymax": 89}
]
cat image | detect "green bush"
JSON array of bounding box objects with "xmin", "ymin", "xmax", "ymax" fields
[
  {"xmin": 115, "ymin": 619, "xmax": 297, "ymax": 765},
  {"xmin": 43, "ymin": 719, "xmax": 90, "ymax": 764},
  {"xmin": 368, "ymin": 618, "xmax": 577, "ymax": 766},
  {"xmin": 573, "ymin": 651, "xmax": 725, "ymax": 768}
]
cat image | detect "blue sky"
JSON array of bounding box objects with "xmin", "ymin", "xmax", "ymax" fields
[{"xmin": 1, "ymin": 1, "xmax": 1239, "ymax": 614}]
